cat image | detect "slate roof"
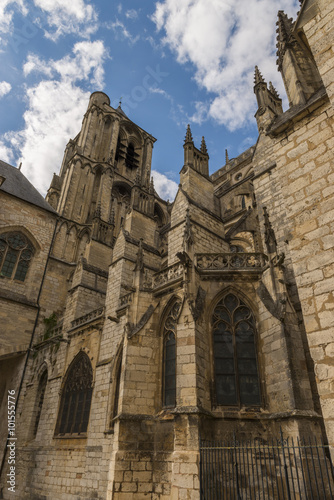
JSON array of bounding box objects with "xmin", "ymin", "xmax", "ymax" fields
[{"xmin": 0, "ymin": 159, "xmax": 57, "ymax": 214}]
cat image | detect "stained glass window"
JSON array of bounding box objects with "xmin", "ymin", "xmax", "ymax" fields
[
  {"xmin": 56, "ymin": 352, "xmax": 93, "ymax": 435},
  {"xmin": 212, "ymin": 293, "xmax": 261, "ymax": 407},
  {"xmin": 163, "ymin": 300, "xmax": 181, "ymax": 408},
  {"xmin": 0, "ymin": 232, "xmax": 34, "ymax": 281}
]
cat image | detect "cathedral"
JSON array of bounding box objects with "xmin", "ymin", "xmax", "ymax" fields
[{"xmin": 0, "ymin": 0, "xmax": 334, "ymax": 498}]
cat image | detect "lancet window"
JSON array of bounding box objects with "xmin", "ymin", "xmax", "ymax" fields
[
  {"xmin": 56, "ymin": 352, "xmax": 93, "ymax": 435},
  {"xmin": 163, "ymin": 300, "xmax": 181, "ymax": 408},
  {"xmin": 212, "ymin": 293, "xmax": 261, "ymax": 407}
]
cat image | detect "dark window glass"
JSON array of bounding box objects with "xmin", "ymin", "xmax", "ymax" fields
[
  {"xmin": 162, "ymin": 300, "xmax": 181, "ymax": 408},
  {"xmin": 212, "ymin": 293, "xmax": 261, "ymax": 407},
  {"xmin": 0, "ymin": 232, "xmax": 34, "ymax": 281},
  {"xmin": 112, "ymin": 350, "xmax": 123, "ymax": 420},
  {"xmin": 56, "ymin": 352, "xmax": 93, "ymax": 435}
]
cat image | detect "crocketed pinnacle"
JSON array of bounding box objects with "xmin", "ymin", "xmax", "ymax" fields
[
  {"xmin": 225, "ymin": 149, "xmax": 229, "ymax": 164},
  {"xmin": 276, "ymin": 11, "xmax": 295, "ymax": 69},
  {"xmin": 149, "ymin": 176, "xmax": 155, "ymax": 194},
  {"xmin": 276, "ymin": 10, "xmax": 294, "ymax": 44},
  {"xmin": 200, "ymin": 136, "xmax": 208, "ymax": 154},
  {"xmin": 254, "ymin": 66, "xmax": 265, "ymax": 85},
  {"xmin": 269, "ymin": 81, "xmax": 280, "ymax": 99},
  {"xmin": 184, "ymin": 124, "xmax": 194, "ymax": 144}
]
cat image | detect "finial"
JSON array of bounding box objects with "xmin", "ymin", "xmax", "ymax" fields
[
  {"xmin": 118, "ymin": 96, "xmax": 122, "ymax": 107},
  {"xmin": 200, "ymin": 136, "xmax": 208, "ymax": 154},
  {"xmin": 149, "ymin": 176, "xmax": 154, "ymax": 194},
  {"xmin": 269, "ymin": 81, "xmax": 280, "ymax": 99},
  {"xmin": 254, "ymin": 66, "xmax": 265, "ymax": 85},
  {"xmin": 225, "ymin": 149, "xmax": 229, "ymax": 164},
  {"xmin": 276, "ymin": 11, "xmax": 294, "ymax": 69},
  {"xmin": 18, "ymin": 162, "xmax": 22, "ymax": 171},
  {"xmin": 184, "ymin": 124, "xmax": 194, "ymax": 144}
]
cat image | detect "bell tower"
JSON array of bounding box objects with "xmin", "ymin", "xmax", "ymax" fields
[{"xmin": 46, "ymin": 91, "xmax": 157, "ymax": 241}]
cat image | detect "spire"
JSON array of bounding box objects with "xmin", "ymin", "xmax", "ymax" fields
[
  {"xmin": 225, "ymin": 149, "xmax": 229, "ymax": 164},
  {"xmin": 276, "ymin": 11, "xmax": 294, "ymax": 44},
  {"xmin": 184, "ymin": 124, "xmax": 194, "ymax": 144},
  {"xmin": 254, "ymin": 66, "xmax": 265, "ymax": 85},
  {"xmin": 200, "ymin": 136, "xmax": 208, "ymax": 154},
  {"xmin": 269, "ymin": 82, "xmax": 280, "ymax": 99}
]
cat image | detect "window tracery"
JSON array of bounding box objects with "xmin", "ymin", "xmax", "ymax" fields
[
  {"xmin": 0, "ymin": 232, "xmax": 34, "ymax": 281},
  {"xmin": 212, "ymin": 293, "xmax": 261, "ymax": 407},
  {"xmin": 163, "ymin": 300, "xmax": 181, "ymax": 408},
  {"xmin": 56, "ymin": 352, "xmax": 93, "ymax": 435}
]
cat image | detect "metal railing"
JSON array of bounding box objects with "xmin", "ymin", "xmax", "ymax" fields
[{"xmin": 200, "ymin": 432, "xmax": 334, "ymax": 499}]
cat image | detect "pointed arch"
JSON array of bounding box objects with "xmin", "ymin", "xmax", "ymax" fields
[
  {"xmin": 0, "ymin": 230, "xmax": 36, "ymax": 281},
  {"xmin": 211, "ymin": 290, "xmax": 261, "ymax": 408},
  {"xmin": 161, "ymin": 297, "xmax": 182, "ymax": 408},
  {"xmin": 55, "ymin": 352, "xmax": 93, "ymax": 435}
]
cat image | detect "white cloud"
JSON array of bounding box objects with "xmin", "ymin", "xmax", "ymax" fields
[
  {"xmin": 24, "ymin": 40, "xmax": 107, "ymax": 87},
  {"xmin": 152, "ymin": 0, "xmax": 299, "ymax": 130},
  {"xmin": 152, "ymin": 170, "xmax": 178, "ymax": 200},
  {"xmin": 0, "ymin": 138, "xmax": 15, "ymax": 164},
  {"xmin": 125, "ymin": 9, "xmax": 139, "ymax": 20},
  {"xmin": 33, "ymin": 0, "xmax": 98, "ymax": 40},
  {"xmin": 1, "ymin": 41, "xmax": 107, "ymax": 194},
  {"xmin": 0, "ymin": 0, "xmax": 27, "ymax": 44},
  {"xmin": 0, "ymin": 81, "xmax": 12, "ymax": 98},
  {"xmin": 109, "ymin": 19, "xmax": 139, "ymax": 44}
]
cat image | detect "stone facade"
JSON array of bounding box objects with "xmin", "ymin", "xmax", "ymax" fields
[{"xmin": 0, "ymin": 0, "xmax": 334, "ymax": 498}]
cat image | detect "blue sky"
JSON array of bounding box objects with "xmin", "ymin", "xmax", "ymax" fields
[{"xmin": 0, "ymin": 0, "xmax": 298, "ymax": 200}]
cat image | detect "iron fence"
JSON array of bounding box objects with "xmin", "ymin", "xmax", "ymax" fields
[{"xmin": 200, "ymin": 432, "xmax": 334, "ymax": 499}]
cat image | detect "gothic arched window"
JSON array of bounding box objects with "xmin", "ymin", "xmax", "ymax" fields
[
  {"xmin": 163, "ymin": 300, "xmax": 181, "ymax": 408},
  {"xmin": 56, "ymin": 352, "xmax": 93, "ymax": 435},
  {"xmin": 111, "ymin": 348, "xmax": 123, "ymax": 422},
  {"xmin": 0, "ymin": 232, "xmax": 34, "ymax": 281},
  {"xmin": 212, "ymin": 293, "xmax": 261, "ymax": 407},
  {"xmin": 33, "ymin": 370, "xmax": 48, "ymax": 437}
]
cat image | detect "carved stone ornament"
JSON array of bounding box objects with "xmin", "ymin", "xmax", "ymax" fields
[
  {"xmin": 263, "ymin": 207, "xmax": 277, "ymax": 255},
  {"xmin": 126, "ymin": 302, "xmax": 159, "ymax": 339},
  {"xmin": 183, "ymin": 208, "xmax": 194, "ymax": 250},
  {"xmin": 188, "ymin": 286, "xmax": 206, "ymax": 322}
]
